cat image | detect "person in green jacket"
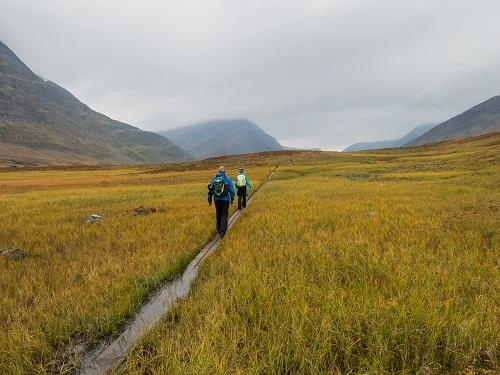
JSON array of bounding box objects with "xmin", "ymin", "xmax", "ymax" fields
[{"xmin": 235, "ymin": 166, "xmax": 252, "ymax": 210}]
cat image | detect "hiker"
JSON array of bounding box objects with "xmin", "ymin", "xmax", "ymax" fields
[
  {"xmin": 208, "ymin": 166, "xmax": 235, "ymax": 237},
  {"xmin": 235, "ymin": 166, "xmax": 252, "ymax": 210}
]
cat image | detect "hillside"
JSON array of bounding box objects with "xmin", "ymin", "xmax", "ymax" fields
[
  {"xmin": 0, "ymin": 40, "xmax": 191, "ymax": 166},
  {"xmin": 344, "ymin": 124, "xmax": 435, "ymax": 151},
  {"xmin": 159, "ymin": 119, "xmax": 284, "ymax": 159},
  {"xmin": 406, "ymin": 96, "xmax": 500, "ymax": 146}
]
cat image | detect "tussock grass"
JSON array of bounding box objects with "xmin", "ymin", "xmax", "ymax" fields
[
  {"xmin": 0, "ymin": 162, "xmax": 270, "ymax": 374},
  {"xmin": 120, "ymin": 135, "xmax": 499, "ymax": 374}
]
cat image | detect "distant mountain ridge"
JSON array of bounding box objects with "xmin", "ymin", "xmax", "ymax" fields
[
  {"xmin": 159, "ymin": 119, "xmax": 284, "ymax": 159},
  {"xmin": 0, "ymin": 40, "xmax": 191, "ymax": 166},
  {"xmin": 405, "ymin": 96, "xmax": 500, "ymax": 146},
  {"xmin": 343, "ymin": 124, "xmax": 435, "ymax": 152}
]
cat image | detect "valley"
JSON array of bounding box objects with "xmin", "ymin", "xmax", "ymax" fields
[{"xmin": 1, "ymin": 134, "xmax": 498, "ymax": 374}]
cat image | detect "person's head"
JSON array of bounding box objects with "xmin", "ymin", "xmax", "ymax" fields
[
  {"xmin": 239, "ymin": 165, "xmax": 244, "ymax": 173},
  {"xmin": 218, "ymin": 165, "xmax": 226, "ymax": 174}
]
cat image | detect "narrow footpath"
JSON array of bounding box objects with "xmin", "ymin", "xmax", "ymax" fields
[{"xmin": 76, "ymin": 166, "xmax": 277, "ymax": 375}]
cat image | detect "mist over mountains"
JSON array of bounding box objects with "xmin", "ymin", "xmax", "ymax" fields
[
  {"xmin": 0, "ymin": 39, "xmax": 286, "ymax": 166},
  {"xmin": 405, "ymin": 96, "xmax": 500, "ymax": 147},
  {"xmin": 1, "ymin": 36, "xmax": 499, "ymax": 166},
  {"xmin": 344, "ymin": 124, "xmax": 436, "ymax": 152},
  {"xmin": 344, "ymin": 96, "xmax": 500, "ymax": 152},
  {"xmin": 0, "ymin": 40, "xmax": 191, "ymax": 166},
  {"xmin": 159, "ymin": 119, "xmax": 284, "ymax": 160}
]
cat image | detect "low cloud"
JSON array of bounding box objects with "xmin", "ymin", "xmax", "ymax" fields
[{"xmin": 1, "ymin": 0, "xmax": 499, "ymax": 149}]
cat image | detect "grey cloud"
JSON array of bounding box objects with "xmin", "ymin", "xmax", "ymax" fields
[{"xmin": 1, "ymin": 0, "xmax": 499, "ymax": 150}]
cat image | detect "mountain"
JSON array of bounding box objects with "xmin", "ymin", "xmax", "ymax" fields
[
  {"xmin": 0, "ymin": 40, "xmax": 191, "ymax": 166},
  {"xmin": 159, "ymin": 119, "xmax": 284, "ymax": 159},
  {"xmin": 405, "ymin": 96, "xmax": 500, "ymax": 147},
  {"xmin": 343, "ymin": 124, "xmax": 435, "ymax": 152}
]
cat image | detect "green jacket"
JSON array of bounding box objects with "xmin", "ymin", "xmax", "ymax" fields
[{"xmin": 235, "ymin": 173, "xmax": 252, "ymax": 196}]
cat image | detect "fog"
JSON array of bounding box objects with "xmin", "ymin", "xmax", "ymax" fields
[{"xmin": 1, "ymin": 0, "xmax": 499, "ymax": 149}]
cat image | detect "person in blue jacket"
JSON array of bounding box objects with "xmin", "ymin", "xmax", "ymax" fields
[{"xmin": 208, "ymin": 166, "xmax": 235, "ymax": 237}]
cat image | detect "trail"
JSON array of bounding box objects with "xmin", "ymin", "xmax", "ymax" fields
[{"xmin": 76, "ymin": 166, "xmax": 277, "ymax": 375}]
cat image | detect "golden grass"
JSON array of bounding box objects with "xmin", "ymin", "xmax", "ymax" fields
[
  {"xmin": 0, "ymin": 161, "xmax": 270, "ymax": 374},
  {"xmin": 119, "ymin": 135, "xmax": 499, "ymax": 374}
]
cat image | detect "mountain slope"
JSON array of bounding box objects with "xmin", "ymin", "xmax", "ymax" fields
[
  {"xmin": 159, "ymin": 119, "xmax": 284, "ymax": 159},
  {"xmin": 405, "ymin": 96, "xmax": 500, "ymax": 147},
  {"xmin": 343, "ymin": 124, "xmax": 435, "ymax": 152},
  {"xmin": 0, "ymin": 40, "xmax": 191, "ymax": 166}
]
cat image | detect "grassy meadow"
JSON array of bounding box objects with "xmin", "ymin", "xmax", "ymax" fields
[
  {"xmin": 0, "ymin": 160, "xmax": 271, "ymax": 374},
  {"xmin": 118, "ymin": 134, "xmax": 499, "ymax": 374}
]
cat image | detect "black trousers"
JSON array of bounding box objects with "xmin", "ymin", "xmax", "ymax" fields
[
  {"xmin": 237, "ymin": 187, "xmax": 247, "ymax": 210},
  {"xmin": 215, "ymin": 200, "xmax": 230, "ymax": 234}
]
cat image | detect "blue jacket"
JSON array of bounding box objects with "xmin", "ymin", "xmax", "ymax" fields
[{"xmin": 208, "ymin": 172, "xmax": 235, "ymax": 203}]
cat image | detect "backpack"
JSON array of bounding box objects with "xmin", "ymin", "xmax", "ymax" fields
[
  {"xmin": 236, "ymin": 174, "xmax": 246, "ymax": 188},
  {"xmin": 210, "ymin": 175, "xmax": 229, "ymax": 196}
]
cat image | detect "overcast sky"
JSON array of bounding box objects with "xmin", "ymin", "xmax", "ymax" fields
[{"xmin": 1, "ymin": 0, "xmax": 500, "ymax": 150}]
